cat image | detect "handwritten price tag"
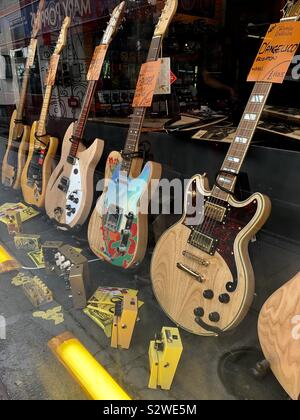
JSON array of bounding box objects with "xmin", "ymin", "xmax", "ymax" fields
[
  {"xmin": 132, "ymin": 60, "xmax": 161, "ymax": 108},
  {"xmin": 46, "ymin": 54, "xmax": 60, "ymax": 86},
  {"xmin": 87, "ymin": 45, "xmax": 108, "ymax": 81},
  {"xmin": 248, "ymin": 22, "xmax": 300, "ymax": 83}
]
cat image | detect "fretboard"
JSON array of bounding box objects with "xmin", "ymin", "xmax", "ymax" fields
[
  {"xmin": 15, "ymin": 66, "xmax": 31, "ymax": 122},
  {"xmin": 212, "ymin": 82, "xmax": 272, "ymax": 201},
  {"xmin": 36, "ymin": 84, "xmax": 53, "ymax": 138},
  {"xmin": 121, "ymin": 35, "xmax": 162, "ymax": 174},
  {"xmin": 69, "ymin": 80, "xmax": 97, "ymax": 159}
]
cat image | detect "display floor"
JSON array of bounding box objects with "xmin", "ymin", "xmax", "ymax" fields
[{"xmin": 0, "ymin": 185, "xmax": 294, "ymax": 401}]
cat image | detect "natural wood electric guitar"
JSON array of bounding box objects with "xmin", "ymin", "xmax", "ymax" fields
[
  {"xmin": 1, "ymin": 0, "xmax": 45, "ymax": 189},
  {"xmin": 45, "ymin": 2, "xmax": 126, "ymax": 229},
  {"xmin": 258, "ymin": 272, "xmax": 300, "ymax": 400},
  {"xmin": 88, "ymin": 0, "xmax": 178, "ymax": 269},
  {"xmin": 152, "ymin": 3, "xmax": 300, "ymax": 336},
  {"xmin": 21, "ymin": 17, "xmax": 71, "ymax": 208}
]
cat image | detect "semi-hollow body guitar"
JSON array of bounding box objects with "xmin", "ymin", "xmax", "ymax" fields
[
  {"xmin": 21, "ymin": 17, "xmax": 71, "ymax": 208},
  {"xmin": 151, "ymin": 1, "xmax": 300, "ymax": 336},
  {"xmin": 88, "ymin": 0, "xmax": 178, "ymax": 269},
  {"xmin": 45, "ymin": 2, "xmax": 125, "ymax": 229},
  {"xmin": 1, "ymin": 0, "xmax": 45, "ymax": 189}
]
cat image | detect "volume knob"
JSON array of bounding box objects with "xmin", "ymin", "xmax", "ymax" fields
[{"xmin": 209, "ymin": 312, "xmax": 220, "ymax": 323}]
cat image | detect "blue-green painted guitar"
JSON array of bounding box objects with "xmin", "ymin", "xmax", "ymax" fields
[{"xmin": 88, "ymin": 0, "xmax": 178, "ymax": 268}]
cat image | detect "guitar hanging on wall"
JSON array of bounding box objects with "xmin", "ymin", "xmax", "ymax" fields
[
  {"xmin": 151, "ymin": 1, "xmax": 300, "ymax": 337},
  {"xmin": 45, "ymin": 2, "xmax": 126, "ymax": 230},
  {"xmin": 1, "ymin": 0, "xmax": 45, "ymax": 190},
  {"xmin": 88, "ymin": 0, "xmax": 178, "ymax": 269},
  {"xmin": 21, "ymin": 17, "xmax": 71, "ymax": 208}
]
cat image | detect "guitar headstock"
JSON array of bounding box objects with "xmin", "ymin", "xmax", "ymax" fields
[
  {"xmin": 154, "ymin": 0, "xmax": 178, "ymax": 37},
  {"xmin": 54, "ymin": 17, "xmax": 71, "ymax": 55},
  {"xmin": 282, "ymin": 0, "xmax": 300, "ymax": 19},
  {"xmin": 102, "ymin": 1, "xmax": 126, "ymax": 45},
  {"xmin": 31, "ymin": 0, "xmax": 45, "ymax": 38}
]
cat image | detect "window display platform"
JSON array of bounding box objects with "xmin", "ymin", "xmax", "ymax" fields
[{"xmin": 0, "ymin": 184, "xmax": 293, "ymax": 401}]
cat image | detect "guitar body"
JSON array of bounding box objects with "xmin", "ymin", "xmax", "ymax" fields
[
  {"xmin": 21, "ymin": 121, "xmax": 58, "ymax": 208},
  {"xmin": 151, "ymin": 174, "xmax": 271, "ymax": 336},
  {"xmin": 45, "ymin": 122, "xmax": 105, "ymax": 228},
  {"xmin": 258, "ymin": 272, "xmax": 300, "ymax": 400},
  {"xmin": 2, "ymin": 110, "xmax": 31, "ymax": 189},
  {"xmin": 88, "ymin": 152, "xmax": 161, "ymax": 269}
]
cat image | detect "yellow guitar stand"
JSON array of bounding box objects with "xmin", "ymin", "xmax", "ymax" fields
[
  {"xmin": 111, "ymin": 294, "xmax": 138, "ymax": 350},
  {"xmin": 148, "ymin": 327, "xmax": 183, "ymax": 390}
]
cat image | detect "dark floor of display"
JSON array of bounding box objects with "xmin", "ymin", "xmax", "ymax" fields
[{"xmin": 0, "ymin": 184, "xmax": 294, "ymax": 401}]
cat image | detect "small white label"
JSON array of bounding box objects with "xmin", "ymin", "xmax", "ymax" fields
[
  {"xmin": 244, "ymin": 113, "xmax": 257, "ymax": 121},
  {"xmin": 235, "ymin": 136, "xmax": 248, "ymax": 144},
  {"xmin": 251, "ymin": 95, "xmax": 264, "ymax": 103},
  {"xmin": 154, "ymin": 57, "xmax": 171, "ymax": 95}
]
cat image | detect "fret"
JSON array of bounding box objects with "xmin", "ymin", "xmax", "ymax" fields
[
  {"xmin": 211, "ymin": 82, "xmax": 272, "ymax": 201},
  {"xmin": 121, "ymin": 37, "xmax": 162, "ymax": 174}
]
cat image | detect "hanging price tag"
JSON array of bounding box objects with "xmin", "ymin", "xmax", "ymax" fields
[
  {"xmin": 87, "ymin": 45, "xmax": 108, "ymax": 81},
  {"xmin": 46, "ymin": 54, "xmax": 60, "ymax": 86},
  {"xmin": 248, "ymin": 21, "xmax": 300, "ymax": 83},
  {"xmin": 132, "ymin": 60, "xmax": 161, "ymax": 107}
]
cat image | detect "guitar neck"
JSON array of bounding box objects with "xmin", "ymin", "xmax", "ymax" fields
[
  {"xmin": 69, "ymin": 80, "xmax": 97, "ymax": 158},
  {"xmin": 36, "ymin": 84, "xmax": 53, "ymax": 138},
  {"xmin": 15, "ymin": 62, "xmax": 31, "ymax": 122},
  {"xmin": 121, "ymin": 35, "xmax": 162, "ymax": 174},
  {"xmin": 212, "ymin": 82, "xmax": 272, "ymax": 201}
]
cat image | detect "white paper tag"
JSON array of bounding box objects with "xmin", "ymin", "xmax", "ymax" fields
[{"xmin": 154, "ymin": 57, "xmax": 171, "ymax": 95}]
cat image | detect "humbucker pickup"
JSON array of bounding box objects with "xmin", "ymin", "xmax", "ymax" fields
[
  {"xmin": 188, "ymin": 230, "xmax": 218, "ymax": 256},
  {"xmin": 204, "ymin": 202, "xmax": 227, "ymax": 223},
  {"xmin": 67, "ymin": 155, "xmax": 76, "ymax": 165},
  {"xmin": 58, "ymin": 176, "xmax": 70, "ymax": 193}
]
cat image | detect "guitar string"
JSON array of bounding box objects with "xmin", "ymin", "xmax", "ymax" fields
[
  {"xmin": 194, "ymin": 82, "xmax": 270, "ymax": 244},
  {"xmin": 199, "ymin": 82, "xmax": 270, "ymax": 238}
]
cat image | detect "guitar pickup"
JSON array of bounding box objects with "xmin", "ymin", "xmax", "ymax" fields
[
  {"xmin": 188, "ymin": 230, "xmax": 218, "ymax": 256},
  {"xmin": 58, "ymin": 176, "xmax": 70, "ymax": 193},
  {"xmin": 119, "ymin": 212, "xmax": 134, "ymax": 253},
  {"xmin": 176, "ymin": 263, "xmax": 205, "ymax": 283},
  {"xmin": 67, "ymin": 155, "xmax": 76, "ymax": 165}
]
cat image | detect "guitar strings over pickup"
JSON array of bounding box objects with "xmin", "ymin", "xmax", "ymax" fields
[
  {"xmin": 182, "ymin": 250, "xmax": 209, "ymax": 267},
  {"xmin": 204, "ymin": 202, "xmax": 228, "ymax": 223},
  {"xmin": 188, "ymin": 230, "xmax": 218, "ymax": 256},
  {"xmin": 176, "ymin": 263, "xmax": 205, "ymax": 283},
  {"xmin": 58, "ymin": 176, "xmax": 70, "ymax": 193}
]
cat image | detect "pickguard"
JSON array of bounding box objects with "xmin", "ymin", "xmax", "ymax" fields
[
  {"xmin": 99, "ymin": 163, "xmax": 151, "ymax": 268},
  {"xmin": 65, "ymin": 159, "xmax": 83, "ymax": 225}
]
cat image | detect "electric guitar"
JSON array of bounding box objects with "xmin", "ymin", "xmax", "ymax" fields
[
  {"xmin": 21, "ymin": 17, "xmax": 71, "ymax": 208},
  {"xmin": 45, "ymin": 2, "xmax": 126, "ymax": 229},
  {"xmin": 258, "ymin": 272, "xmax": 300, "ymax": 400},
  {"xmin": 1, "ymin": 0, "xmax": 45, "ymax": 190},
  {"xmin": 151, "ymin": 2, "xmax": 300, "ymax": 337},
  {"xmin": 88, "ymin": 0, "xmax": 178, "ymax": 269}
]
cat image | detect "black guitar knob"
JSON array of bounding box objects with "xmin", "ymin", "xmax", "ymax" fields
[
  {"xmin": 219, "ymin": 294, "xmax": 230, "ymax": 304},
  {"xmin": 71, "ymin": 208, "xmax": 76, "ymax": 214},
  {"xmin": 69, "ymin": 195, "xmax": 74, "ymax": 201},
  {"xmin": 67, "ymin": 212, "xmax": 72, "ymax": 217},
  {"xmin": 74, "ymin": 198, "xmax": 79, "ymax": 204},
  {"xmin": 194, "ymin": 307, "xmax": 204, "ymax": 318},
  {"xmin": 74, "ymin": 169, "xmax": 79, "ymax": 175},
  {"xmin": 226, "ymin": 281, "xmax": 236, "ymax": 293},
  {"xmin": 209, "ymin": 312, "xmax": 220, "ymax": 323},
  {"xmin": 66, "ymin": 205, "xmax": 72, "ymax": 211},
  {"xmin": 203, "ymin": 290, "xmax": 214, "ymax": 300}
]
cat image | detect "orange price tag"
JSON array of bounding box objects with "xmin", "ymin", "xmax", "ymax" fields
[
  {"xmin": 46, "ymin": 54, "xmax": 60, "ymax": 86},
  {"xmin": 87, "ymin": 45, "xmax": 108, "ymax": 81},
  {"xmin": 132, "ymin": 61, "xmax": 161, "ymax": 108},
  {"xmin": 248, "ymin": 22, "xmax": 300, "ymax": 83}
]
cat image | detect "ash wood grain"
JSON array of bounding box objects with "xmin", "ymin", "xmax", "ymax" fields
[
  {"xmin": 151, "ymin": 174, "xmax": 271, "ymax": 336},
  {"xmin": 258, "ymin": 272, "xmax": 300, "ymax": 400}
]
